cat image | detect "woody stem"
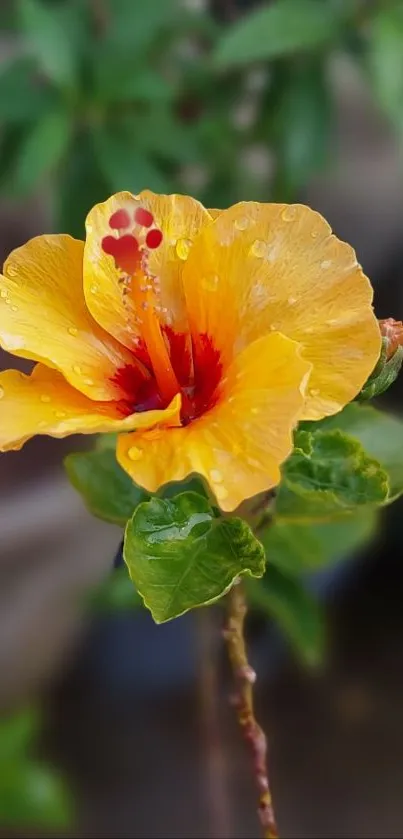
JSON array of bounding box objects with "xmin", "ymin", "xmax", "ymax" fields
[{"xmin": 224, "ymin": 582, "xmax": 279, "ymax": 839}]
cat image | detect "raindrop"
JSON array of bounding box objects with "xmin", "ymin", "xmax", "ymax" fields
[
  {"xmin": 0, "ymin": 289, "xmax": 8, "ymax": 299},
  {"xmin": 176, "ymin": 238, "xmax": 191, "ymax": 261},
  {"xmin": 210, "ymin": 469, "xmax": 223, "ymax": 483},
  {"xmin": 6, "ymin": 266, "xmax": 17, "ymax": 278},
  {"xmin": 201, "ymin": 274, "xmax": 219, "ymax": 292},
  {"xmin": 40, "ymin": 394, "xmax": 51, "ymax": 403},
  {"xmin": 250, "ymin": 240, "xmax": 266, "ymax": 258},
  {"xmin": 281, "ymin": 206, "xmax": 297, "ymax": 222},
  {"xmin": 90, "ymin": 284, "xmax": 98, "ymax": 294},
  {"xmin": 68, "ymin": 326, "xmax": 78, "ymax": 336},
  {"xmin": 234, "ymin": 217, "xmax": 250, "ymax": 231},
  {"xmin": 11, "ymin": 306, "xmax": 18, "ymax": 312},
  {"xmin": 309, "ymin": 388, "xmax": 320, "ymax": 397},
  {"xmin": 128, "ymin": 446, "xmax": 143, "ymax": 461},
  {"xmin": 83, "ymin": 377, "xmax": 94, "ymax": 386},
  {"xmin": 55, "ymin": 411, "xmax": 67, "ymax": 418},
  {"xmin": 72, "ymin": 364, "xmax": 82, "ymax": 375},
  {"xmin": 321, "ymin": 260, "xmax": 332, "ymax": 269},
  {"xmin": 215, "ymin": 485, "xmax": 228, "ymax": 502},
  {"xmin": 287, "ymin": 296, "xmax": 297, "ymax": 305}
]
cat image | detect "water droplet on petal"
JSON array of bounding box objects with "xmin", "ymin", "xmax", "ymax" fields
[
  {"xmin": 210, "ymin": 469, "xmax": 223, "ymax": 483},
  {"xmin": 287, "ymin": 296, "xmax": 297, "ymax": 305},
  {"xmin": 4, "ymin": 298, "xmax": 11, "ymax": 305},
  {"xmin": 90, "ymin": 284, "xmax": 98, "ymax": 294},
  {"xmin": 215, "ymin": 485, "xmax": 228, "ymax": 502},
  {"xmin": 0, "ymin": 289, "xmax": 8, "ymax": 299},
  {"xmin": 55, "ymin": 410, "xmax": 67, "ymax": 418},
  {"xmin": 0, "ymin": 386, "xmax": 4, "ymax": 399},
  {"xmin": 6, "ymin": 266, "xmax": 17, "ymax": 278},
  {"xmin": 40, "ymin": 394, "xmax": 51, "ymax": 403},
  {"xmin": 175, "ymin": 238, "xmax": 191, "ymax": 261},
  {"xmin": 309, "ymin": 388, "xmax": 320, "ymax": 397},
  {"xmin": 234, "ymin": 217, "xmax": 250, "ymax": 231},
  {"xmin": 321, "ymin": 259, "xmax": 332, "ymax": 269},
  {"xmin": 251, "ymin": 240, "xmax": 266, "ymax": 258},
  {"xmin": 68, "ymin": 326, "xmax": 78, "ymax": 336},
  {"xmin": 72, "ymin": 364, "xmax": 82, "ymax": 375},
  {"xmin": 83, "ymin": 377, "xmax": 94, "ymax": 386},
  {"xmin": 128, "ymin": 446, "xmax": 143, "ymax": 461},
  {"xmin": 311, "ymin": 230, "xmax": 319, "ymax": 239},
  {"xmin": 281, "ymin": 206, "xmax": 297, "ymax": 222},
  {"xmin": 201, "ymin": 274, "xmax": 219, "ymax": 292},
  {"xmin": 11, "ymin": 305, "xmax": 18, "ymax": 312}
]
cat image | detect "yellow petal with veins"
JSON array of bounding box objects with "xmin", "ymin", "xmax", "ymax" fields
[
  {"xmin": 183, "ymin": 201, "xmax": 381, "ymax": 420},
  {"xmin": 0, "ymin": 234, "xmax": 134, "ymax": 401},
  {"xmin": 0, "ymin": 364, "xmax": 181, "ymax": 452}
]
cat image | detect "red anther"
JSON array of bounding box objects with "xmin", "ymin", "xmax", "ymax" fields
[
  {"xmin": 146, "ymin": 228, "xmax": 163, "ymax": 249},
  {"xmin": 109, "ymin": 209, "xmax": 130, "ymax": 229},
  {"xmin": 135, "ymin": 207, "xmax": 154, "ymax": 228},
  {"xmin": 102, "ymin": 234, "xmax": 140, "ymax": 274}
]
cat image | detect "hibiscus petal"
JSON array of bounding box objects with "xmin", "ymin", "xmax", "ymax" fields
[
  {"xmin": 182, "ymin": 202, "xmax": 381, "ymax": 420},
  {"xmin": 84, "ymin": 190, "xmax": 212, "ymax": 350},
  {"xmin": 117, "ymin": 332, "xmax": 311, "ymax": 511},
  {"xmin": 0, "ymin": 364, "xmax": 181, "ymax": 452},
  {"xmin": 0, "ymin": 234, "xmax": 134, "ymax": 400}
]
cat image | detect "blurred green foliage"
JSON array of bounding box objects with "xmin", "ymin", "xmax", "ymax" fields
[
  {"xmin": 0, "ymin": 708, "xmax": 72, "ymax": 830},
  {"xmin": 0, "ymin": 0, "xmax": 403, "ymax": 235}
]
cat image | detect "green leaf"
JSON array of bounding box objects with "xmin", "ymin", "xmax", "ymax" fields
[
  {"xmin": 91, "ymin": 566, "xmax": 142, "ymax": 613},
  {"xmin": 212, "ymin": 0, "xmax": 341, "ymax": 70},
  {"xmin": 96, "ymin": 432, "xmax": 118, "ymax": 451},
  {"xmin": 0, "ymin": 710, "xmax": 38, "ymax": 764},
  {"xmin": 124, "ymin": 492, "xmax": 266, "ymax": 623},
  {"xmin": 18, "ymin": 0, "xmax": 78, "ymax": 88},
  {"xmin": 271, "ymin": 58, "xmax": 333, "ymax": 191},
  {"xmin": 276, "ymin": 429, "xmax": 389, "ymax": 520},
  {"xmin": 0, "ymin": 58, "xmax": 59, "ymax": 123},
  {"xmin": 367, "ymin": 4, "xmax": 403, "ymax": 131},
  {"xmin": 11, "ymin": 108, "xmax": 71, "ymax": 196},
  {"xmin": 135, "ymin": 109, "xmax": 201, "ymax": 165},
  {"xmin": 0, "ymin": 709, "xmax": 71, "ymax": 829},
  {"xmin": 247, "ymin": 568, "xmax": 325, "ymax": 666},
  {"xmin": 65, "ymin": 448, "xmax": 149, "ymax": 525},
  {"xmin": 0, "ymin": 763, "xmax": 71, "ymax": 828},
  {"xmin": 92, "ymin": 44, "xmax": 174, "ymax": 104},
  {"xmin": 359, "ymin": 344, "xmax": 403, "ymax": 400},
  {"xmin": 260, "ymin": 510, "xmax": 377, "ymax": 576},
  {"xmin": 313, "ymin": 403, "xmax": 403, "ymax": 501},
  {"xmin": 92, "ymin": 123, "xmax": 170, "ymax": 194},
  {"xmin": 56, "ymin": 129, "xmax": 109, "ymax": 238},
  {"xmin": 104, "ymin": 0, "xmax": 180, "ymax": 52}
]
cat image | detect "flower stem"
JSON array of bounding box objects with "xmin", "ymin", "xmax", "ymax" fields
[
  {"xmin": 197, "ymin": 608, "xmax": 232, "ymax": 838},
  {"xmin": 224, "ymin": 582, "xmax": 279, "ymax": 839}
]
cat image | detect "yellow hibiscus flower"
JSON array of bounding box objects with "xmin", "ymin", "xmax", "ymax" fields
[{"xmin": 0, "ymin": 192, "xmax": 381, "ymax": 510}]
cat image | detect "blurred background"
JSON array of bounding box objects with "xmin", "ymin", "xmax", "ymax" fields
[{"xmin": 0, "ymin": 0, "xmax": 403, "ymax": 836}]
